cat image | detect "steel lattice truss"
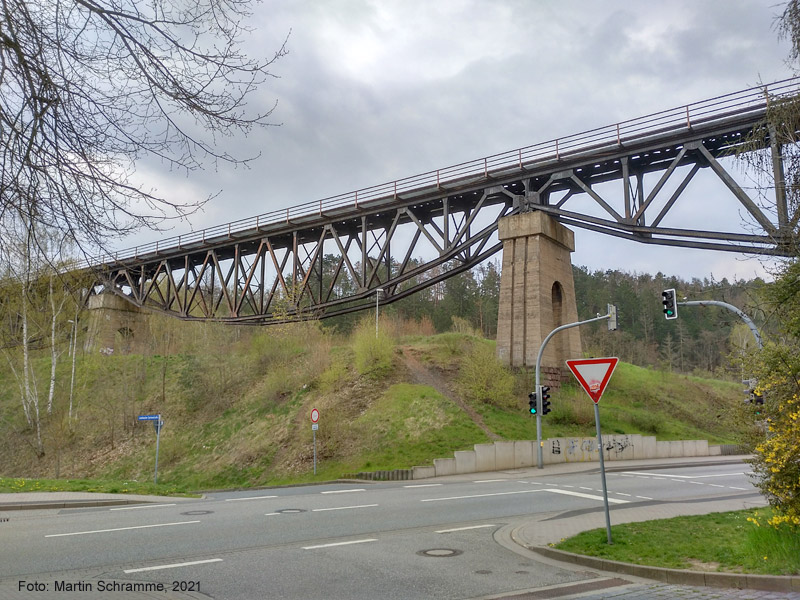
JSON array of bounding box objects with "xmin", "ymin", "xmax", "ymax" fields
[{"xmin": 91, "ymin": 79, "xmax": 800, "ymax": 322}]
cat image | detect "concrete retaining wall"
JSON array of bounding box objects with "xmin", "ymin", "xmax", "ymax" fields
[
  {"xmin": 349, "ymin": 436, "xmax": 730, "ymax": 482},
  {"xmin": 407, "ymin": 435, "xmax": 724, "ymax": 480}
]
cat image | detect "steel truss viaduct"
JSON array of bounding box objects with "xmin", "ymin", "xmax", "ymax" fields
[{"xmin": 90, "ymin": 78, "xmax": 800, "ymax": 323}]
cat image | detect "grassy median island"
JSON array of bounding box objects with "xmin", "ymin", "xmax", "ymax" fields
[{"xmin": 554, "ymin": 509, "xmax": 800, "ymax": 576}]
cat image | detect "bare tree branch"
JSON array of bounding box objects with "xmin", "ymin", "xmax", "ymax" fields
[{"xmin": 0, "ymin": 0, "xmax": 287, "ymax": 259}]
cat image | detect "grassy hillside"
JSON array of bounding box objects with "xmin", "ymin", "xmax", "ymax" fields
[{"xmin": 0, "ymin": 316, "xmax": 745, "ymax": 491}]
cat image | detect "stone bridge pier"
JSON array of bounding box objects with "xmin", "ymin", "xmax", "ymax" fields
[
  {"xmin": 496, "ymin": 211, "xmax": 582, "ymax": 380},
  {"xmin": 85, "ymin": 293, "xmax": 148, "ymax": 354}
]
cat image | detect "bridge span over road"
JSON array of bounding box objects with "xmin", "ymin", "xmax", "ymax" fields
[{"xmin": 87, "ymin": 78, "xmax": 800, "ymax": 370}]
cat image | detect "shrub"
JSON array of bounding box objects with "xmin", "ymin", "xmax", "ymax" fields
[
  {"xmin": 458, "ymin": 341, "xmax": 515, "ymax": 410},
  {"xmin": 352, "ymin": 319, "xmax": 394, "ymax": 377}
]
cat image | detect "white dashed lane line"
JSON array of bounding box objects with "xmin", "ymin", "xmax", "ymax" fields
[
  {"xmin": 46, "ymin": 521, "xmax": 200, "ymax": 538},
  {"xmin": 436, "ymin": 524, "xmax": 496, "ymax": 534},
  {"xmin": 312, "ymin": 504, "xmax": 379, "ymax": 512},
  {"xmin": 404, "ymin": 483, "xmax": 442, "ymax": 488},
  {"xmin": 543, "ymin": 489, "xmax": 629, "ymax": 504},
  {"xmin": 225, "ymin": 495, "xmax": 278, "ymax": 502},
  {"xmin": 303, "ymin": 539, "xmax": 377, "ymax": 550},
  {"xmin": 421, "ymin": 490, "xmax": 542, "ymax": 502},
  {"xmin": 124, "ymin": 559, "xmax": 223, "ymax": 574},
  {"xmin": 321, "ymin": 489, "xmax": 366, "ymax": 494}
]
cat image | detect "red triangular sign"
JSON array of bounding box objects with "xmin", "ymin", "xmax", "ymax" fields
[{"xmin": 565, "ymin": 357, "xmax": 619, "ymax": 404}]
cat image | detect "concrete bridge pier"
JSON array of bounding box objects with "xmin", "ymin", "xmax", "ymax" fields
[
  {"xmin": 85, "ymin": 293, "xmax": 148, "ymax": 354},
  {"xmin": 496, "ymin": 211, "xmax": 582, "ymax": 378}
]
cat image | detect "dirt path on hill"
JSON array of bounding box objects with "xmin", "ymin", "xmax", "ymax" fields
[{"xmin": 399, "ymin": 348, "xmax": 501, "ymax": 441}]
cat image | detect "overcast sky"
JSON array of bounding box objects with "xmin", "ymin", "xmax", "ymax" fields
[{"xmin": 124, "ymin": 0, "xmax": 794, "ymax": 282}]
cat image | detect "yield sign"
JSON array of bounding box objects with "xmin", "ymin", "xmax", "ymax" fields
[{"xmin": 565, "ymin": 357, "xmax": 619, "ymax": 404}]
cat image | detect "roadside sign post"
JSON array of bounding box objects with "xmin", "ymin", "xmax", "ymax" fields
[
  {"xmin": 311, "ymin": 408, "xmax": 320, "ymax": 475},
  {"xmin": 137, "ymin": 414, "xmax": 163, "ymax": 484},
  {"xmin": 565, "ymin": 357, "xmax": 619, "ymax": 545}
]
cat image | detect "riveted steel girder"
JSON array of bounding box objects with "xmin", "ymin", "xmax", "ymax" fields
[{"xmin": 88, "ymin": 78, "xmax": 800, "ymax": 322}]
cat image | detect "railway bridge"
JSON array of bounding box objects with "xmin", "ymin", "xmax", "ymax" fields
[{"xmin": 85, "ymin": 78, "xmax": 800, "ymax": 371}]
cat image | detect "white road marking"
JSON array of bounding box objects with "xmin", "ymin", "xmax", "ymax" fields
[
  {"xmin": 265, "ymin": 512, "xmax": 281, "ymax": 516},
  {"xmin": 709, "ymin": 484, "xmax": 725, "ymax": 488},
  {"xmin": 579, "ymin": 487, "xmax": 593, "ymax": 491},
  {"xmin": 45, "ymin": 521, "xmax": 200, "ymax": 538},
  {"xmin": 421, "ymin": 490, "xmax": 542, "ymax": 502},
  {"xmin": 436, "ymin": 524, "xmax": 496, "ymax": 534},
  {"xmin": 312, "ymin": 504, "xmax": 378, "ymax": 512},
  {"xmin": 321, "ymin": 489, "xmax": 366, "ymax": 494},
  {"xmin": 635, "ymin": 496, "xmax": 653, "ymax": 500},
  {"xmin": 623, "ymin": 472, "xmax": 749, "ymax": 479},
  {"xmin": 729, "ymin": 486, "xmax": 747, "ymax": 491},
  {"xmin": 689, "ymin": 481, "xmax": 705, "ymax": 485},
  {"xmin": 404, "ymin": 483, "xmax": 442, "ymax": 488},
  {"xmin": 616, "ymin": 493, "xmax": 632, "ymax": 497},
  {"xmin": 474, "ymin": 479, "xmax": 507, "ymax": 483},
  {"xmin": 303, "ymin": 539, "xmax": 377, "ymax": 550},
  {"xmin": 110, "ymin": 504, "xmax": 177, "ymax": 511},
  {"xmin": 542, "ymin": 489, "xmax": 629, "ymax": 504},
  {"xmin": 124, "ymin": 559, "xmax": 222, "ymax": 573},
  {"xmin": 561, "ymin": 485, "xmax": 574, "ymax": 489},
  {"xmin": 225, "ymin": 495, "xmax": 278, "ymax": 502}
]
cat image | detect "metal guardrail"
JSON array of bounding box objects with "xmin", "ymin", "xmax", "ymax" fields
[{"xmin": 85, "ymin": 77, "xmax": 800, "ymax": 268}]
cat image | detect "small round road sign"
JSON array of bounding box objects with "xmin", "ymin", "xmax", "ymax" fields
[{"xmin": 311, "ymin": 408, "xmax": 319, "ymax": 423}]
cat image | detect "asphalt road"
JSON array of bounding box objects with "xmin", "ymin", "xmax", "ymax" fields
[{"xmin": 1, "ymin": 461, "xmax": 761, "ymax": 599}]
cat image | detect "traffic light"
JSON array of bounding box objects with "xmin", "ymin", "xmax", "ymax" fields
[
  {"xmin": 662, "ymin": 288, "xmax": 678, "ymax": 320},
  {"xmin": 540, "ymin": 386, "xmax": 551, "ymax": 415},
  {"xmin": 607, "ymin": 304, "xmax": 618, "ymax": 331},
  {"xmin": 528, "ymin": 391, "xmax": 537, "ymax": 415}
]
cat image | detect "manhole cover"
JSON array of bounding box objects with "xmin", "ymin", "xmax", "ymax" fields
[
  {"xmin": 275, "ymin": 509, "xmax": 306, "ymax": 514},
  {"xmin": 180, "ymin": 510, "xmax": 214, "ymax": 515},
  {"xmin": 417, "ymin": 548, "xmax": 463, "ymax": 557}
]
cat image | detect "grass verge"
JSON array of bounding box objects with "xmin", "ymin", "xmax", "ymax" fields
[{"xmin": 554, "ymin": 509, "xmax": 800, "ymax": 576}]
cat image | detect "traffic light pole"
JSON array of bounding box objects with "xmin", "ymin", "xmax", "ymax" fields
[
  {"xmin": 677, "ymin": 300, "xmax": 763, "ymax": 349},
  {"xmin": 534, "ymin": 309, "xmax": 615, "ymax": 469}
]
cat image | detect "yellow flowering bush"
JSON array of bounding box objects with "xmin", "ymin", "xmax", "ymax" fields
[{"xmin": 746, "ymin": 259, "xmax": 800, "ymax": 532}]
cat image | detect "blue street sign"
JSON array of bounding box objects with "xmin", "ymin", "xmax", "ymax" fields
[{"xmin": 138, "ymin": 415, "xmax": 160, "ymax": 421}]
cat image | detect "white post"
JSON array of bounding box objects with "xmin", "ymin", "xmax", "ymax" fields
[
  {"xmin": 375, "ymin": 288, "xmax": 383, "ymax": 338},
  {"xmin": 67, "ymin": 319, "xmax": 77, "ymax": 422}
]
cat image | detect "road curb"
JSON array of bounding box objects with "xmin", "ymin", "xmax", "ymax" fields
[
  {"xmin": 527, "ymin": 545, "xmax": 800, "ymax": 593},
  {"xmin": 0, "ymin": 499, "xmax": 156, "ymax": 511}
]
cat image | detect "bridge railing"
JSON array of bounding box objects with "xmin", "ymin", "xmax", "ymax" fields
[{"xmin": 86, "ymin": 77, "xmax": 800, "ymax": 268}]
